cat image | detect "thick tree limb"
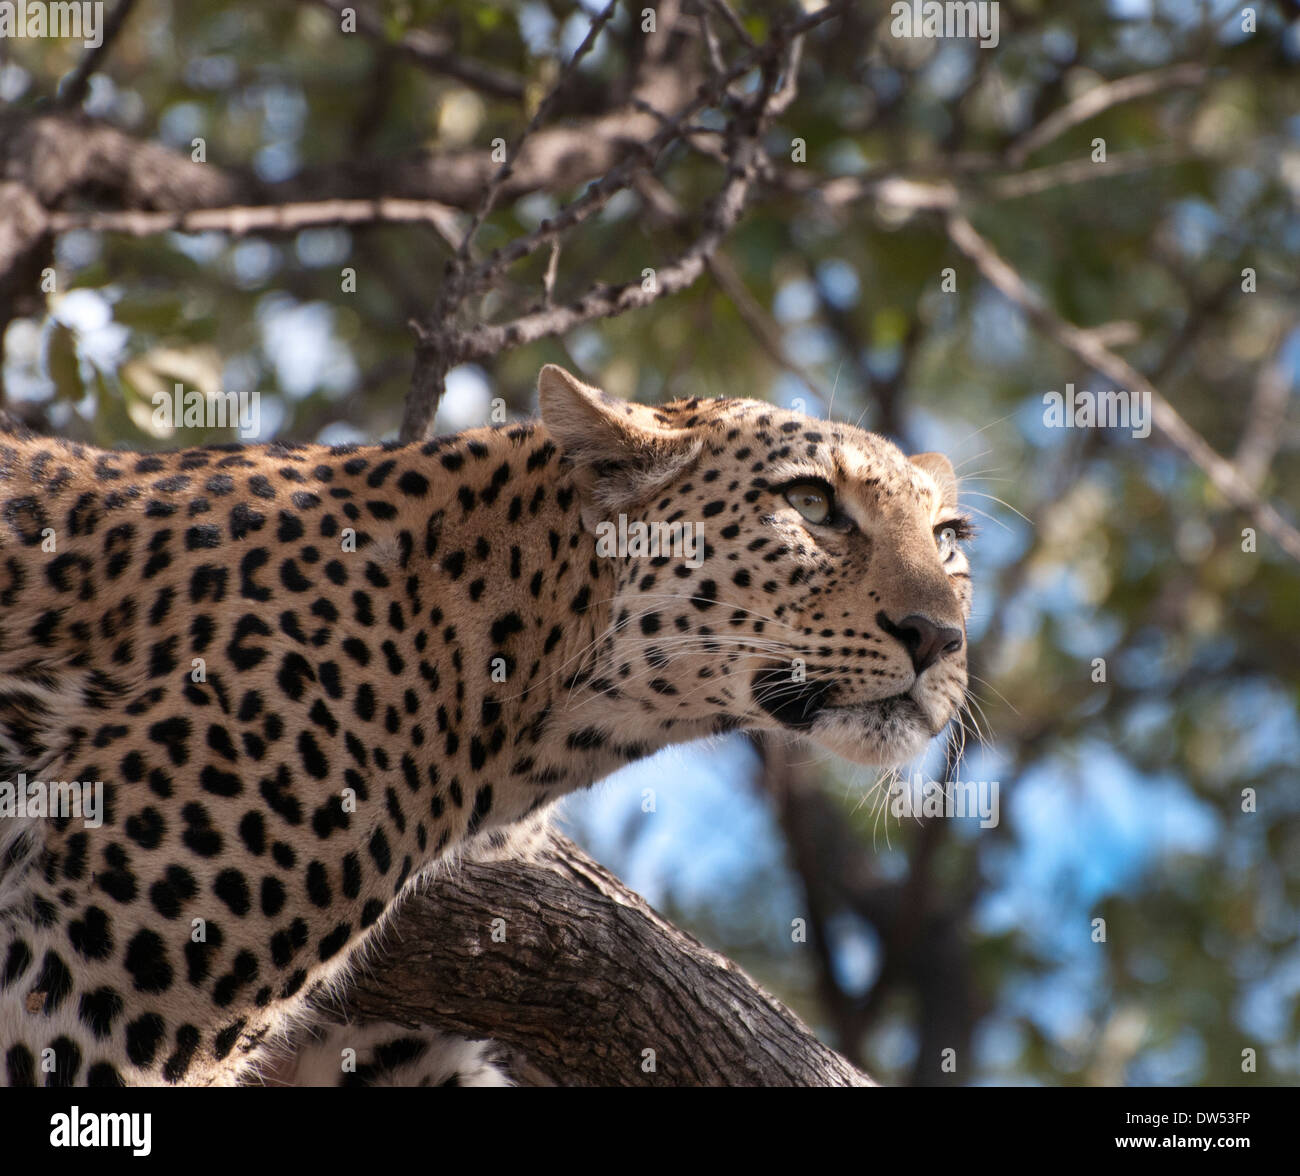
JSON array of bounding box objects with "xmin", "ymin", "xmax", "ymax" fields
[
  {"xmin": 345, "ymin": 831, "xmax": 874, "ymax": 1087},
  {"xmin": 0, "ymin": 61, "xmax": 692, "ymax": 210},
  {"xmin": 0, "ymin": 53, "xmax": 696, "ymax": 274}
]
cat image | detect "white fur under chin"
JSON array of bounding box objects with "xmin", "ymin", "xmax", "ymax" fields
[{"xmin": 808, "ymin": 706, "xmax": 934, "ymax": 767}]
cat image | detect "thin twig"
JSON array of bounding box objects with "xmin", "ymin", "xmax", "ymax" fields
[
  {"xmin": 454, "ymin": 0, "xmax": 622, "ymax": 268},
  {"xmin": 817, "ymin": 145, "xmax": 1194, "ymax": 210},
  {"xmin": 698, "ymin": 8, "xmax": 726, "ymax": 76},
  {"xmin": 1004, "ymin": 63, "xmax": 1209, "ymax": 167},
  {"xmin": 1234, "ymin": 327, "xmax": 1295, "ymax": 492},
  {"xmin": 397, "ymin": 2, "xmax": 847, "ymax": 442},
  {"xmin": 312, "ymin": 0, "xmax": 525, "ymax": 101},
  {"xmin": 944, "ymin": 211, "xmax": 1300, "ymax": 564},
  {"xmin": 55, "ymin": 0, "xmax": 139, "ymax": 109},
  {"xmin": 706, "ymin": 0, "xmax": 756, "ymax": 49},
  {"xmin": 457, "ymin": 101, "xmax": 770, "ymax": 360},
  {"xmin": 462, "ymin": 4, "xmax": 843, "ymax": 310},
  {"xmin": 542, "ymin": 239, "xmax": 561, "ymax": 309}
]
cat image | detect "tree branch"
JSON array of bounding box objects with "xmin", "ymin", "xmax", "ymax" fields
[
  {"xmin": 457, "ymin": 131, "xmax": 764, "ymax": 360},
  {"xmin": 1003, "ymin": 63, "xmax": 1209, "ymax": 167},
  {"xmin": 397, "ymin": 3, "xmax": 840, "ymax": 441},
  {"xmin": 45, "ymin": 198, "xmax": 463, "ymax": 249},
  {"xmin": 55, "ymin": 0, "xmax": 139, "ymax": 109},
  {"xmin": 1234, "ymin": 326, "xmax": 1295, "ymax": 493},
  {"xmin": 815, "ymin": 145, "xmax": 1195, "ymax": 212},
  {"xmin": 942, "ymin": 210, "xmax": 1300, "ymax": 564},
  {"xmin": 310, "ymin": 0, "xmax": 526, "ymax": 101},
  {"xmin": 0, "ymin": 50, "xmax": 699, "ymax": 273},
  {"xmin": 453, "ymin": 0, "xmax": 623, "ymax": 266},
  {"xmin": 344, "ymin": 832, "xmax": 874, "ymax": 1087}
]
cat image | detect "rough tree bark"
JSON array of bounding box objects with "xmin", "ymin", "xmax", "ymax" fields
[{"xmin": 343, "ymin": 831, "xmax": 874, "ymax": 1087}]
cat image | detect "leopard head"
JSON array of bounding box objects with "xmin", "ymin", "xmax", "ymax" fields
[{"xmin": 540, "ymin": 365, "xmax": 971, "ymax": 767}]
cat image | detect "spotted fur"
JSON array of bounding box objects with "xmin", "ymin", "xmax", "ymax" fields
[{"xmin": 0, "ymin": 365, "xmax": 971, "ymax": 1086}]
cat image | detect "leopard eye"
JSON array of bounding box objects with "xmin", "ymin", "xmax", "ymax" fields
[
  {"xmin": 783, "ymin": 481, "xmax": 833, "ymax": 525},
  {"xmin": 935, "ymin": 518, "xmax": 973, "ymax": 560}
]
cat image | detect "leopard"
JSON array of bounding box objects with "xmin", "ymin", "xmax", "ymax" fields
[{"xmin": 0, "ymin": 363, "xmax": 972, "ymax": 1086}]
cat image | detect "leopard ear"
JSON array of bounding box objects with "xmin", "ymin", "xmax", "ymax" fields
[
  {"xmin": 538, "ymin": 365, "xmax": 699, "ymax": 528},
  {"xmin": 910, "ymin": 451, "xmax": 958, "ymax": 506}
]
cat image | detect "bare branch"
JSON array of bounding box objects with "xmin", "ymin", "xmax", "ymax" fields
[
  {"xmin": 632, "ymin": 172, "xmax": 823, "ymax": 393},
  {"xmin": 458, "ymin": 2, "xmax": 844, "ymax": 307},
  {"xmin": 399, "ymin": 127, "xmax": 765, "ymax": 441},
  {"xmin": 698, "ymin": 7, "xmax": 727, "ymax": 76},
  {"xmin": 55, "ymin": 0, "xmax": 139, "ymax": 109},
  {"xmin": 1004, "ymin": 63, "xmax": 1209, "ymax": 167},
  {"xmin": 311, "ymin": 0, "xmax": 526, "ymax": 101},
  {"xmin": 943, "ymin": 211, "xmax": 1300, "ymax": 564},
  {"xmin": 822, "ymin": 174, "xmax": 960, "ymax": 211},
  {"xmin": 398, "ymin": 2, "xmax": 846, "ymax": 442},
  {"xmin": 816, "ymin": 145, "xmax": 1194, "ymax": 211},
  {"xmin": 1234, "ymin": 327, "xmax": 1295, "ymax": 492},
  {"xmin": 454, "ymin": 0, "xmax": 622, "ymax": 265},
  {"xmin": 981, "ymin": 145, "xmax": 1193, "ymax": 200},
  {"xmin": 459, "ymin": 114, "xmax": 765, "ymax": 360},
  {"xmin": 45, "ymin": 198, "xmax": 463, "ymax": 248},
  {"xmin": 0, "ymin": 62, "xmax": 699, "ymax": 236},
  {"xmin": 541, "ymin": 239, "xmax": 561, "ymax": 308},
  {"xmin": 706, "ymin": 0, "xmax": 756, "ymax": 49},
  {"xmin": 767, "ymin": 30, "xmax": 803, "ymax": 117}
]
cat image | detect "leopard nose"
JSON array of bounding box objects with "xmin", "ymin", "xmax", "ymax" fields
[{"xmin": 876, "ymin": 611, "xmax": 964, "ymax": 675}]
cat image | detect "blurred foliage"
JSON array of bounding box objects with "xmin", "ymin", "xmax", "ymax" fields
[{"xmin": 2, "ymin": 0, "xmax": 1298, "ymax": 1085}]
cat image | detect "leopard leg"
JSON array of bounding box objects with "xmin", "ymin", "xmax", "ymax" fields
[{"xmin": 260, "ymin": 1021, "xmax": 511, "ymax": 1087}]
